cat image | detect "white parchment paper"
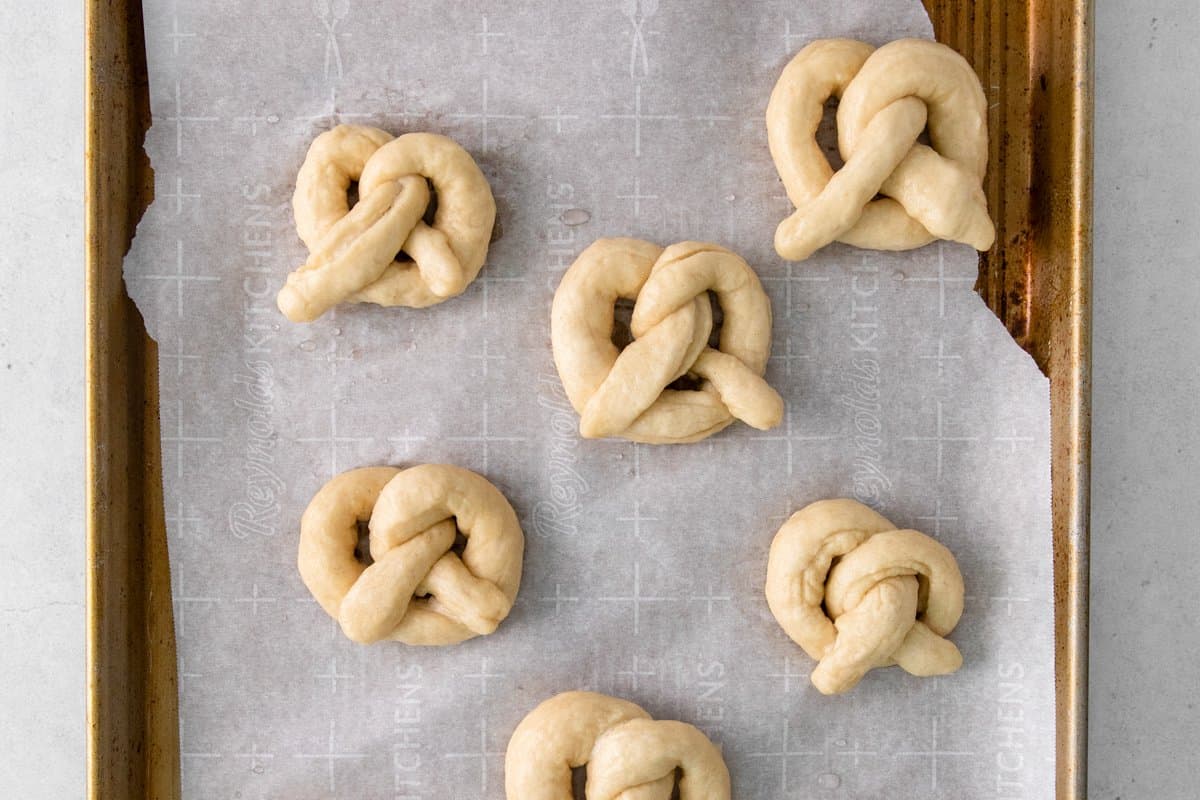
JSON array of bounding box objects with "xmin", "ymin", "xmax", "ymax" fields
[{"xmin": 125, "ymin": 1, "xmax": 1055, "ymax": 797}]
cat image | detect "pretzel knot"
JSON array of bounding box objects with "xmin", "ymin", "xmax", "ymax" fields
[
  {"xmin": 297, "ymin": 464, "xmax": 523, "ymax": 646},
  {"xmin": 767, "ymin": 38, "xmax": 995, "ymax": 261},
  {"xmin": 505, "ymin": 691, "xmax": 730, "ymax": 800},
  {"xmin": 765, "ymin": 498, "xmax": 965, "ymax": 694},
  {"xmin": 551, "ymin": 238, "xmax": 784, "ymax": 444},
  {"xmin": 278, "ymin": 124, "xmax": 496, "ymax": 321}
]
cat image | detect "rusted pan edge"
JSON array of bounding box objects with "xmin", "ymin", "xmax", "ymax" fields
[
  {"xmin": 923, "ymin": 1, "xmax": 1092, "ymax": 798},
  {"xmin": 85, "ymin": 0, "xmax": 179, "ymax": 797}
]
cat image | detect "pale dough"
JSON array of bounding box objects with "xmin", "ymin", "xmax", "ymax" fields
[
  {"xmin": 279, "ymin": 124, "xmax": 496, "ymax": 321},
  {"xmin": 505, "ymin": 690, "xmax": 730, "ymax": 800},
  {"xmin": 297, "ymin": 464, "xmax": 523, "ymax": 646},
  {"xmin": 765, "ymin": 498, "xmax": 965, "ymax": 694},
  {"xmin": 551, "ymin": 238, "xmax": 783, "ymax": 444},
  {"xmin": 767, "ymin": 38, "xmax": 995, "ymax": 260}
]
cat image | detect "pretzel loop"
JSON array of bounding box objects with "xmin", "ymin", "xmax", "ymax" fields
[
  {"xmin": 767, "ymin": 38, "xmax": 995, "ymax": 261},
  {"xmin": 504, "ymin": 691, "xmax": 731, "ymax": 800},
  {"xmin": 279, "ymin": 124, "xmax": 495, "ymax": 321},
  {"xmin": 297, "ymin": 464, "xmax": 523, "ymax": 646},
  {"xmin": 552, "ymin": 239, "xmax": 784, "ymax": 444},
  {"xmin": 765, "ymin": 498, "xmax": 965, "ymax": 694}
]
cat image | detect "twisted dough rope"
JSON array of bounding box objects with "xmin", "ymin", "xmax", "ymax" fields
[
  {"xmin": 297, "ymin": 464, "xmax": 523, "ymax": 646},
  {"xmin": 278, "ymin": 124, "xmax": 496, "ymax": 321},
  {"xmin": 551, "ymin": 238, "xmax": 784, "ymax": 444},
  {"xmin": 505, "ymin": 691, "xmax": 730, "ymax": 800},
  {"xmin": 765, "ymin": 498, "xmax": 964, "ymax": 694},
  {"xmin": 767, "ymin": 38, "xmax": 995, "ymax": 261}
]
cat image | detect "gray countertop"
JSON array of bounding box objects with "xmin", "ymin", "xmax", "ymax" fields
[
  {"xmin": 1089, "ymin": 2, "xmax": 1200, "ymax": 797},
  {"xmin": 0, "ymin": 2, "xmax": 1195, "ymax": 797},
  {"xmin": 0, "ymin": 4, "xmax": 86, "ymax": 797}
]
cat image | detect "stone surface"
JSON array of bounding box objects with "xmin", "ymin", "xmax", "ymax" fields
[
  {"xmin": 0, "ymin": 2, "xmax": 86, "ymax": 797},
  {"xmin": 1089, "ymin": 3, "xmax": 1200, "ymax": 799}
]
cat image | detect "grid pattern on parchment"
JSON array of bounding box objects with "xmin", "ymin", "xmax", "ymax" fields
[{"xmin": 124, "ymin": 1, "xmax": 1056, "ymax": 797}]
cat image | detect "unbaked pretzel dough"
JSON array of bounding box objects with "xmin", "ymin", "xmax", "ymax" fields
[
  {"xmin": 765, "ymin": 498, "xmax": 965, "ymax": 694},
  {"xmin": 297, "ymin": 464, "xmax": 523, "ymax": 645},
  {"xmin": 551, "ymin": 238, "xmax": 783, "ymax": 444},
  {"xmin": 279, "ymin": 124, "xmax": 495, "ymax": 321},
  {"xmin": 767, "ymin": 38, "xmax": 994, "ymax": 260},
  {"xmin": 505, "ymin": 690, "xmax": 730, "ymax": 800}
]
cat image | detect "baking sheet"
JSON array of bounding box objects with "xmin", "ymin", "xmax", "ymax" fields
[{"xmin": 124, "ymin": 1, "xmax": 1055, "ymax": 797}]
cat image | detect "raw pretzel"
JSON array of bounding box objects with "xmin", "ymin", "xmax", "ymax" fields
[
  {"xmin": 765, "ymin": 498, "xmax": 964, "ymax": 694},
  {"xmin": 297, "ymin": 464, "xmax": 523, "ymax": 645},
  {"xmin": 279, "ymin": 124, "xmax": 495, "ymax": 321},
  {"xmin": 767, "ymin": 38, "xmax": 994, "ymax": 261},
  {"xmin": 551, "ymin": 238, "xmax": 783, "ymax": 444},
  {"xmin": 505, "ymin": 691, "xmax": 730, "ymax": 800}
]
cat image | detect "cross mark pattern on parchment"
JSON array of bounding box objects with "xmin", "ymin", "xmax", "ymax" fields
[
  {"xmin": 616, "ymin": 654, "xmax": 658, "ymax": 692},
  {"xmin": 761, "ymin": 261, "xmax": 831, "ymax": 319},
  {"xmin": 765, "ymin": 655, "xmax": 806, "ymax": 695},
  {"xmin": 894, "ymin": 716, "xmax": 975, "ymax": 791},
  {"xmin": 297, "ymin": 334, "xmax": 374, "ymax": 479},
  {"xmin": 464, "ymin": 657, "xmax": 506, "ymax": 697},
  {"xmin": 476, "ymin": 14, "xmax": 507, "ymax": 56},
  {"xmin": 172, "ymin": 569, "xmax": 220, "ymax": 639},
  {"xmin": 748, "ymin": 718, "xmax": 824, "ymax": 794},
  {"xmin": 920, "ymin": 334, "xmax": 962, "ymax": 378},
  {"xmin": 903, "ymin": 399, "xmax": 979, "ymax": 481},
  {"xmin": 132, "ymin": 240, "xmax": 219, "ymax": 317},
  {"xmin": 915, "ymin": 497, "xmax": 959, "ymax": 538},
  {"xmin": 168, "ymin": 15, "xmax": 196, "ymax": 55},
  {"xmin": 314, "ymin": 656, "xmax": 355, "ymax": 694},
  {"xmin": 444, "ymin": 717, "xmax": 504, "ymax": 797},
  {"xmin": 538, "ymin": 583, "xmax": 580, "ymax": 616},
  {"xmin": 904, "ymin": 242, "xmax": 977, "ymax": 319},
  {"xmin": 539, "ymin": 105, "xmax": 579, "ymax": 134},
  {"xmin": 293, "ymin": 720, "xmax": 368, "ymax": 793},
  {"xmin": 160, "ymin": 176, "xmax": 201, "ymax": 214},
  {"xmin": 597, "ymin": 561, "xmax": 678, "ymax": 636},
  {"xmin": 164, "ymin": 81, "xmax": 218, "ymax": 159},
  {"xmin": 616, "ymin": 173, "xmax": 658, "ymax": 219},
  {"xmin": 994, "ymin": 424, "xmax": 1037, "ymax": 453},
  {"xmin": 688, "ymin": 584, "xmax": 732, "ymax": 617},
  {"xmin": 233, "ymin": 742, "xmax": 275, "ymax": 775},
  {"xmin": 232, "ymin": 582, "xmax": 277, "ymax": 615},
  {"xmin": 617, "ymin": 500, "xmax": 658, "ymax": 542},
  {"xmin": 601, "ymin": 84, "xmax": 678, "ymax": 158},
  {"xmin": 450, "ymin": 77, "xmax": 526, "ymax": 153}
]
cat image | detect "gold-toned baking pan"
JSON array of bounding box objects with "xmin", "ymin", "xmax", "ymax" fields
[
  {"xmin": 922, "ymin": 3, "xmax": 1093, "ymax": 798},
  {"xmin": 86, "ymin": 0, "xmax": 178, "ymax": 797},
  {"xmin": 84, "ymin": 1, "xmax": 1091, "ymax": 797}
]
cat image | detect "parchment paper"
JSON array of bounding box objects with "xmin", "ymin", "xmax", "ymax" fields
[{"xmin": 125, "ymin": 1, "xmax": 1055, "ymax": 797}]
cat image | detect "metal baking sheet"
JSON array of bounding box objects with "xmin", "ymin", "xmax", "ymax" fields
[{"xmin": 84, "ymin": 1, "xmax": 1091, "ymax": 798}]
